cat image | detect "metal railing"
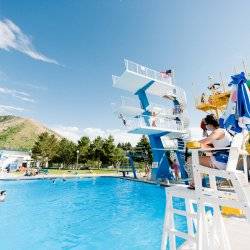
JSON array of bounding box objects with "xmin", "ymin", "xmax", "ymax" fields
[
  {"xmin": 124, "ymin": 59, "xmax": 173, "ymax": 85},
  {"xmin": 112, "ymin": 75, "xmax": 120, "ymax": 85},
  {"xmin": 124, "ymin": 59, "xmax": 187, "ymax": 106},
  {"xmin": 119, "ymin": 115, "xmax": 186, "ymax": 132}
]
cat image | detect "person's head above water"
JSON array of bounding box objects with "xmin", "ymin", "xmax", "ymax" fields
[{"xmin": 204, "ymin": 114, "xmax": 219, "ymax": 131}]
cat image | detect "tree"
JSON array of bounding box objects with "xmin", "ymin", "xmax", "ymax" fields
[
  {"xmin": 102, "ymin": 135, "xmax": 116, "ymax": 165},
  {"xmin": 134, "ymin": 135, "xmax": 153, "ymax": 164},
  {"xmin": 77, "ymin": 136, "xmax": 90, "ymax": 163},
  {"xmin": 52, "ymin": 138, "xmax": 77, "ymax": 167},
  {"xmin": 88, "ymin": 136, "xmax": 105, "ymax": 167},
  {"xmin": 117, "ymin": 142, "xmax": 132, "ymax": 151},
  {"xmin": 32, "ymin": 132, "xmax": 58, "ymax": 167},
  {"xmin": 112, "ymin": 147, "xmax": 126, "ymax": 167}
]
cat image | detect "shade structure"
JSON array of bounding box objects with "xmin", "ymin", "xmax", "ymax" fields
[
  {"xmin": 232, "ymin": 72, "xmax": 250, "ymax": 130},
  {"xmin": 220, "ymin": 72, "xmax": 250, "ymax": 132}
]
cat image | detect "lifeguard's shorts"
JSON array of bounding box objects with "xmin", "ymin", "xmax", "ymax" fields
[{"xmin": 211, "ymin": 156, "xmax": 227, "ymax": 170}]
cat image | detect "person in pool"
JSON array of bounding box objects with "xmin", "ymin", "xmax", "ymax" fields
[
  {"xmin": 187, "ymin": 114, "xmax": 232, "ymax": 189},
  {"xmin": 0, "ymin": 190, "xmax": 6, "ymax": 202}
]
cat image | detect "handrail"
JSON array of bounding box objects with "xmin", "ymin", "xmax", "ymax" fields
[
  {"xmin": 120, "ymin": 114, "xmax": 186, "ymax": 132},
  {"xmin": 124, "ymin": 59, "xmax": 173, "ymax": 85}
]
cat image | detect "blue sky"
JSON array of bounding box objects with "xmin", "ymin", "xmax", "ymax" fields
[{"xmin": 0, "ymin": 0, "xmax": 250, "ymax": 143}]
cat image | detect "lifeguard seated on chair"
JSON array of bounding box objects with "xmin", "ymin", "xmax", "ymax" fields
[{"xmin": 186, "ymin": 114, "xmax": 232, "ymax": 189}]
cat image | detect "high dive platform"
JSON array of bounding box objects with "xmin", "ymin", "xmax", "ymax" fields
[{"xmin": 112, "ymin": 59, "xmax": 189, "ymax": 180}]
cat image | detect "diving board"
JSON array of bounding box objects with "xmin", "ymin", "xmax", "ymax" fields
[{"xmin": 112, "ymin": 59, "xmax": 187, "ymax": 106}]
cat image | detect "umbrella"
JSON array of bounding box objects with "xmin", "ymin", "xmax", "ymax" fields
[
  {"xmin": 219, "ymin": 72, "xmax": 250, "ymax": 133},
  {"xmin": 231, "ymin": 72, "xmax": 250, "ymax": 130}
]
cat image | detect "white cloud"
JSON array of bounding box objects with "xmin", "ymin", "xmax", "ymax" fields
[
  {"xmin": 51, "ymin": 125, "xmax": 141, "ymax": 146},
  {"xmin": 83, "ymin": 128, "xmax": 141, "ymax": 146},
  {"xmin": 0, "ymin": 86, "xmax": 35, "ymax": 103},
  {"xmin": 0, "ymin": 19, "xmax": 59, "ymax": 65},
  {"xmin": 52, "ymin": 125, "xmax": 204, "ymax": 146},
  {"xmin": 51, "ymin": 125, "xmax": 82, "ymax": 142},
  {"xmin": 0, "ymin": 105, "xmax": 24, "ymax": 115}
]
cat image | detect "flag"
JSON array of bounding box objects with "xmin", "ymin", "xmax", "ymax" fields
[{"xmin": 160, "ymin": 69, "xmax": 172, "ymax": 78}]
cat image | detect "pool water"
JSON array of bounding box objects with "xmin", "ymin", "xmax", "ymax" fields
[{"xmin": 0, "ymin": 177, "xmax": 186, "ymax": 250}]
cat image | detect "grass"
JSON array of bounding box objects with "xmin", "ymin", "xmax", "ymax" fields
[
  {"xmin": 0, "ymin": 124, "xmax": 22, "ymax": 143},
  {"xmin": 10, "ymin": 168, "xmax": 145, "ymax": 176}
]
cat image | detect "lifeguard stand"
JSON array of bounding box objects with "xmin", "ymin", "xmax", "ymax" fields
[{"xmin": 112, "ymin": 59, "xmax": 189, "ymax": 180}]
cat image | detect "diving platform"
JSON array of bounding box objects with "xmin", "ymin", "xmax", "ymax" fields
[
  {"xmin": 128, "ymin": 127, "xmax": 187, "ymax": 136},
  {"xmin": 113, "ymin": 96, "xmax": 189, "ymax": 121},
  {"xmin": 112, "ymin": 59, "xmax": 189, "ymax": 181},
  {"xmin": 112, "ymin": 59, "xmax": 187, "ymax": 106},
  {"xmin": 125, "ymin": 115, "xmax": 188, "ymax": 136}
]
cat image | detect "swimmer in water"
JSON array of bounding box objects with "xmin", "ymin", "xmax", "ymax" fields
[{"xmin": 0, "ymin": 190, "xmax": 6, "ymax": 202}]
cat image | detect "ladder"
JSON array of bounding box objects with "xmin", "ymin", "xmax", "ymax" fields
[{"xmin": 161, "ymin": 167, "xmax": 250, "ymax": 250}]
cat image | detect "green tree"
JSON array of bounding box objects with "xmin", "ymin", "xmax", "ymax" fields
[
  {"xmin": 112, "ymin": 147, "xmax": 126, "ymax": 167},
  {"xmin": 102, "ymin": 135, "xmax": 116, "ymax": 166},
  {"xmin": 117, "ymin": 142, "xmax": 132, "ymax": 151},
  {"xmin": 77, "ymin": 136, "xmax": 90, "ymax": 163},
  {"xmin": 134, "ymin": 135, "xmax": 152, "ymax": 164},
  {"xmin": 88, "ymin": 136, "xmax": 104, "ymax": 167},
  {"xmin": 52, "ymin": 138, "xmax": 77, "ymax": 167},
  {"xmin": 31, "ymin": 132, "xmax": 58, "ymax": 167}
]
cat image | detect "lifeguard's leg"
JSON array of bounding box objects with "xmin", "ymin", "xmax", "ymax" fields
[{"xmin": 199, "ymin": 156, "xmax": 214, "ymax": 168}]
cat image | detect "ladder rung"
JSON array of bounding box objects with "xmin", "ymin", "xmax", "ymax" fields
[
  {"xmin": 172, "ymin": 208, "xmax": 197, "ymax": 218},
  {"xmin": 167, "ymin": 228, "xmax": 196, "ymax": 241}
]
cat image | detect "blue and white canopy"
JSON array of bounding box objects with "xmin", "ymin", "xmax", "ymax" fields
[{"xmin": 220, "ymin": 72, "xmax": 250, "ymax": 132}]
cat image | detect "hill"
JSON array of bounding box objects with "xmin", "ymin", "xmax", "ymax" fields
[{"xmin": 0, "ymin": 115, "xmax": 61, "ymax": 151}]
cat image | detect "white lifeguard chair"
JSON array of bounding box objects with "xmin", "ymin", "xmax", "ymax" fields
[{"xmin": 161, "ymin": 131, "xmax": 250, "ymax": 250}]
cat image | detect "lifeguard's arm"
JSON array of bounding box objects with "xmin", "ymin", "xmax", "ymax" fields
[{"xmin": 198, "ymin": 130, "xmax": 223, "ymax": 147}]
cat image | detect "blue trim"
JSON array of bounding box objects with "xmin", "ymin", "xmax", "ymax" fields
[
  {"xmin": 213, "ymin": 151, "xmax": 229, "ymax": 164},
  {"xmin": 149, "ymin": 135, "xmax": 173, "ymax": 180},
  {"xmin": 128, "ymin": 153, "xmax": 137, "ymax": 179},
  {"xmin": 134, "ymin": 80, "xmax": 155, "ymax": 95},
  {"xmin": 133, "ymin": 80, "xmax": 175, "ymax": 180},
  {"xmin": 176, "ymin": 150, "xmax": 188, "ymax": 179}
]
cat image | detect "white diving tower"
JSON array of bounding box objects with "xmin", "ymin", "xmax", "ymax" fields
[{"xmin": 112, "ymin": 59, "xmax": 190, "ymax": 180}]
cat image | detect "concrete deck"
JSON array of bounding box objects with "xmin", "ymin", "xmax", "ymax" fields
[{"xmin": 224, "ymin": 216, "xmax": 250, "ymax": 250}]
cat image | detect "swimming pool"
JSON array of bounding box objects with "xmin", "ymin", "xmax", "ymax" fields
[{"xmin": 0, "ymin": 177, "xmax": 186, "ymax": 250}]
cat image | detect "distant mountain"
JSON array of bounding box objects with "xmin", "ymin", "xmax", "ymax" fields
[{"xmin": 0, "ymin": 115, "xmax": 61, "ymax": 151}]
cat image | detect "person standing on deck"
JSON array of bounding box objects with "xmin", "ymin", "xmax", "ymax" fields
[{"xmin": 172, "ymin": 159, "xmax": 180, "ymax": 180}]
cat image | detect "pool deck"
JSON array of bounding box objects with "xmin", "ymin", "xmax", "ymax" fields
[{"xmin": 180, "ymin": 217, "xmax": 250, "ymax": 250}]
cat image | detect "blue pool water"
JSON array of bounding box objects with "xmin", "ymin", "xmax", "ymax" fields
[{"xmin": 0, "ymin": 177, "xmax": 186, "ymax": 250}]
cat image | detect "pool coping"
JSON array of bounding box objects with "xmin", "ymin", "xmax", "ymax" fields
[
  {"xmin": 0, "ymin": 173, "xmax": 171, "ymax": 187},
  {"xmin": 0, "ymin": 173, "xmax": 119, "ymax": 181}
]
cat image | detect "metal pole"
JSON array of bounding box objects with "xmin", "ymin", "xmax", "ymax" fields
[
  {"xmin": 76, "ymin": 150, "xmax": 79, "ymax": 170},
  {"xmin": 242, "ymin": 59, "xmax": 248, "ymax": 76}
]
